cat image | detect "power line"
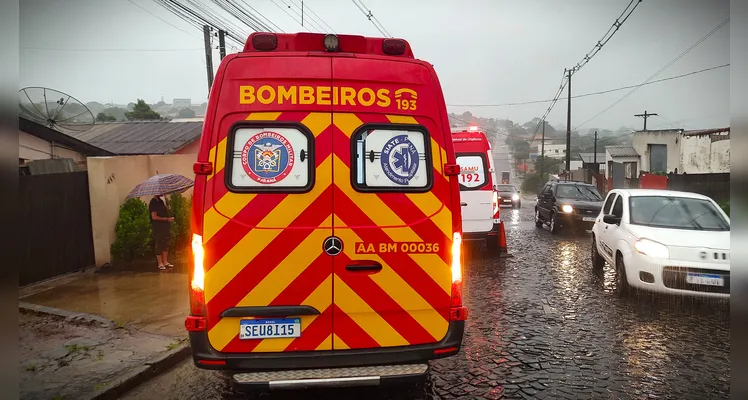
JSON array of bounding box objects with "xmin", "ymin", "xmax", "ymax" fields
[
  {"xmin": 351, "ymin": 0, "xmax": 392, "ymax": 37},
  {"xmin": 568, "ymin": 0, "xmax": 642, "ymax": 76},
  {"xmin": 293, "ymin": 0, "xmax": 337, "ymax": 33},
  {"xmin": 127, "ymin": 0, "xmax": 202, "ymax": 41},
  {"xmin": 574, "ymin": 17, "xmax": 729, "ymax": 130},
  {"xmin": 446, "ymin": 64, "xmax": 730, "ymax": 107},
  {"xmin": 270, "ymin": 0, "xmax": 311, "ymax": 31}
]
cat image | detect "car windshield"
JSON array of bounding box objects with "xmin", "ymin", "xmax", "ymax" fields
[
  {"xmin": 555, "ymin": 185, "xmax": 602, "ymax": 201},
  {"xmin": 496, "ymin": 185, "xmax": 516, "ymax": 192},
  {"xmin": 629, "ymin": 196, "xmax": 730, "ymax": 231}
]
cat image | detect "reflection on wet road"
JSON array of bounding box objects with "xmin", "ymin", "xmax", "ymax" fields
[{"xmin": 122, "ymin": 204, "xmax": 730, "ymax": 400}]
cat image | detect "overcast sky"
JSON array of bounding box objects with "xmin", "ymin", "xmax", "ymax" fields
[{"xmin": 20, "ymin": 0, "xmax": 729, "ymax": 132}]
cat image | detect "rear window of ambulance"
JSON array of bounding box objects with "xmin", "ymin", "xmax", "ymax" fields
[
  {"xmin": 456, "ymin": 154, "xmax": 489, "ymax": 190},
  {"xmin": 353, "ymin": 126, "xmax": 432, "ymax": 191}
]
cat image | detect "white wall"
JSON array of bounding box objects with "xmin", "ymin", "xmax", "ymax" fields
[
  {"xmin": 680, "ymin": 135, "xmax": 730, "ymax": 173},
  {"xmin": 539, "ymin": 144, "xmax": 567, "ymax": 159},
  {"xmin": 632, "ymin": 131, "xmax": 682, "ymax": 173},
  {"xmin": 19, "ymin": 130, "xmax": 85, "ymax": 162}
]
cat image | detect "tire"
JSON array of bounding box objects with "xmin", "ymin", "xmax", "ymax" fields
[
  {"xmin": 615, "ymin": 253, "xmax": 631, "ymax": 296},
  {"xmin": 516, "ymin": 202, "xmax": 521, "ymax": 209},
  {"xmin": 534, "ymin": 208, "xmax": 543, "ymax": 228},
  {"xmin": 549, "ymin": 213, "xmax": 560, "ymax": 234},
  {"xmin": 591, "ymin": 235, "xmax": 605, "ymax": 269},
  {"xmin": 486, "ymin": 237, "xmax": 502, "ymax": 256}
]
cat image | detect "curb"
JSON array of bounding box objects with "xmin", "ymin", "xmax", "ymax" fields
[
  {"xmin": 19, "ymin": 302, "xmax": 116, "ymax": 328},
  {"xmin": 20, "ymin": 302, "xmax": 191, "ymax": 400},
  {"xmin": 88, "ymin": 341, "xmax": 191, "ymax": 400}
]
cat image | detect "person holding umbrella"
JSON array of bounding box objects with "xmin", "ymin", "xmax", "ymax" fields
[
  {"xmin": 126, "ymin": 173, "xmax": 194, "ymax": 271},
  {"xmin": 150, "ymin": 194, "xmax": 174, "ymax": 270}
]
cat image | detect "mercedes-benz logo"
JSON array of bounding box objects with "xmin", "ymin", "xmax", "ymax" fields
[
  {"xmin": 323, "ymin": 236, "xmax": 343, "ymax": 256},
  {"xmin": 699, "ymin": 251, "xmax": 707, "ymax": 260}
]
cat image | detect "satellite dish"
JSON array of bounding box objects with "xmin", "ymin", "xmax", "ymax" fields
[{"xmin": 19, "ymin": 87, "xmax": 95, "ymax": 134}]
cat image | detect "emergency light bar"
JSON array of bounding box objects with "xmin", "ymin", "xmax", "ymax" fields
[{"xmin": 244, "ymin": 32, "xmax": 414, "ymax": 58}]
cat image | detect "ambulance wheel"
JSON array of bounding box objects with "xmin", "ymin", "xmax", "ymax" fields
[{"xmin": 486, "ymin": 237, "xmax": 502, "ymax": 256}]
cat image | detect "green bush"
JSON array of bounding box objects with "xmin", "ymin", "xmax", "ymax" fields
[
  {"xmin": 111, "ymin": 198, "xmax": 152, "ymax": 262},
  {"xmin": 167, "ymin": 193, "xmax": 192, "ymax": 252},
  {"xmin": 521, "ymin": 173, "xmax": 546, "ymax": 193}
]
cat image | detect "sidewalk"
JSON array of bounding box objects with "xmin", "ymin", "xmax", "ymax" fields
[{"xmin": 20, "ymin": 264, "xmax": 191, "ymax": 400}]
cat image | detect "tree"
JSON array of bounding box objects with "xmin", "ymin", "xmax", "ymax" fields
[
  {"xmin": 178, "ymin": 107, "xmax": 196, "ymax": 118},
  {"xmin": 125, "ymin": 99, "xmax": 161, "ymax": 121},
  {"xmin": 96, "ymin": 112, "xmax": 116, "ymax": 122}
]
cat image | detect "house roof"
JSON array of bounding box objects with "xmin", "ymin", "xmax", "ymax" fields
[
  {"xmin": 606, "ymin": 145, "xmax": 639, "ymax": 157},
  {"xmin": 577, "ymin": 153, "xmax": 606, "ymax": 163},
  {"xmin": 19, "ymin": 116, "xmax": 114, "ymax": 157},
  {"xmin": 67, "ymin": 120, "xmax": 203, "ymax": 154},
  {"xmin": 682, "ymin": 127, "xmax": 730, "ymax": 137}
]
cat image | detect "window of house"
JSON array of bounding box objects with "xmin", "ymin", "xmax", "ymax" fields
[
  {"xmin": 649, "ymin": 144, "xmax": 667, "ymax": 173},
  {"xmin": 623, "ymin": 162, "xmax": 637, "ymax": 179},
  {"xmin": 226, "ymin": 125, "xmax": 313, "ymax": 192},
  {"xmin": 353, "ymin": 126, "xmax": 431, "ymax": 191}
]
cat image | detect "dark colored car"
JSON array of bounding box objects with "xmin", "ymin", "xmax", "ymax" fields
[
  {"xmin": 534, "ymin": 181, "xmax": 604, "ymax": 234},
  {"xmin": 496, "ymin": 184, "xmax": 521, "ymax": 208}
]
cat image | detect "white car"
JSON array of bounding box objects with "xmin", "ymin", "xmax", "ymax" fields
[{"xmin": 590, "ymin": 189, "xmax": 730, "ymax": 298}]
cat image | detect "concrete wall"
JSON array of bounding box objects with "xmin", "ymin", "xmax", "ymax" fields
[
  {"xmin": 540, "ymin": 144, "xmax": 567, "ymax": 158},
  {"xmin": 680, "ymin": 135, "xmax": 730, "ymax": 173},
  {"xmin": 87, "ymin": 154, "xmax": 197, "ymax": 266},
  {"xmin": 19, "ymin": 129, "xmax": 85, "ymax": 162},
  {"xmin": 605, "ymin": 150, "xmax": 640, "ymax": 179},
  {"xmin": 632, "ymin": 131, "xmax": 682, "ymax": 173}
]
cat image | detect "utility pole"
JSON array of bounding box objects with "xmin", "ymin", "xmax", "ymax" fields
[
  {"xmin": 218, "ymin": 30, "xmax": 226, "ymax": 59},
  {"xmin": 540, "ymin": 120, "xmax": 546, "ymax": 178},
  {"xmin": 634, "ymin": 110, "xmax": 658, "ymax": 130},
  {"xmin": 203, "ymin": 25, "xmax": 214, "ymax": 93},
  {"xmin": 592, "ymin": 130, "xmax": 598, "ymax": 183},
  {"xmin": 565, "ymin": 68, "xmax": 572, "ymax": 174}
]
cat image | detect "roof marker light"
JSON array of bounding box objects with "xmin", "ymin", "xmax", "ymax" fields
[
  {"xmin": 382, "ymin": 38, "xmax": 406, "ymax": 55},
  {"xmin": 323, "ymin": 34, "xmax": 340, "ymax": 52},
  {"xmin": 468, "ymin": 126, "xmax": 479, "ymax": 131}
]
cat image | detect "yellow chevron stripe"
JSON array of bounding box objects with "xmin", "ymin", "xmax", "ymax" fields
[
  {"xmin": 333, "ymin": 275, "xmax": 408, "ymax": 347},
  {"xmin": 333, "ymin": 157, "xmax": 451, "ymax": 295},
  {"xmin": 203, "ymin": 193, "xmax": 256, "ymax": 243},
  {"xmin": 246, "ymin": 112, "xmax": 283, "ymax": 121},
  {"xmin": 431, "ymin": 138, "xmax": 443, "ymax": 175},
  {"xmin": 406, "ymin": 192, "xmax": 452, "ymax": 239},
  {"xmin": 332, "ymin": 113, "xmax": 363, "ymax": 138},
  {"xmin": 207, "ymin": 137, "xmax": 227, "ymax": 181},
  {"xmin": 316, "ymin": 335, "xmax": 333, "ymax": 351},
  {"xmin": 301, "ymin": 112, "xmax": 332, "ymax": 137},
  {"xmin": 335, "ymin": 228, "xmax": 448, "ymax": 340},
  {"xmin": 236, "ymin": 216, "xmax": 332, "ymax": 307},
  {"xmin": 204, "ymin": 156, "xmax": 332, "ymax": 303},
  {"xmin": 333, "ymin": 334, "xmax": 349, "ymax": 350},
  {"xmin": 207, "ymin": 276, "xmax": 332, "ymax": 352},
  {"xmin": 385, "ymin": 115, "xmax": 418, "ymax": 124}
]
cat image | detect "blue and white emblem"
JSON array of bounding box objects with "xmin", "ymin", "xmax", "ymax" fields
[
  {"xmin": 380, "ymin": 134, "xmax": 419, "ymax": 185},
  {"xmin": 241, "ymin": 131, "xmax": 295, "ymax": 184}
]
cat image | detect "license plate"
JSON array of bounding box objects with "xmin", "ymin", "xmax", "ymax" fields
[
  {"xmin": 582, "ymin": 217, "xmax": 596, "ymax": 222},
  {"xmin": 239, "ymin": 318, "xmax": 301, "ymax": 340},
  {"xmin": 686, "ymin": 273, "xmax": 724, "ymax": 287}
]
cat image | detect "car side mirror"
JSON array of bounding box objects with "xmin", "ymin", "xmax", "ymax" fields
[{"xmin": 603, "ymin": 214, "xmax": 621, "ymax": 225}]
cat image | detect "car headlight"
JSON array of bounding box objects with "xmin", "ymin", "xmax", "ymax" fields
[
  {"xmin": 634, "ymin": 238, "xmax": 670, "ymax": 259},
  {"xmin": 561, "ymin": 205, "xmax": 573, "ymax": 213},
  {"xmin": 511, "ymin": 194, "xmax": 519, "ymax": 201}
]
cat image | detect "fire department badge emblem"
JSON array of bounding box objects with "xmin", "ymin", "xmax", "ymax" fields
[
  {"xmin": 381, "ymin": 134, "xmax": 419, "ymax": 185},
  {"xmin": 241, "ymin": 131, "xmax": 295, "ymax": 184}
]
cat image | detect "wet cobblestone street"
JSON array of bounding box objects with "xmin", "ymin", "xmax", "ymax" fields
[{"xmin": 123, "ymin": 203, "xmax": 730, "ymax": 400}]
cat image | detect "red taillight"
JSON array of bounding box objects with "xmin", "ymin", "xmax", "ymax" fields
[
  {"xmin": 190, "ymin": 233, "xmax": 206, "ymax": 319},
  {"xmin": 382, "ymin": 38, "xmax": 406, "ymax": 55},
  {"xmin": 444, "ymin": 164, "xmax": 461, "ymax": 176},
  {"xmin": 434, "ymin": 347, "xmax": 458, "ymax": 355},
  {"xmin": 252, "ymin": 33, "xmax": 278, "ymax": 51},
  {"xmin": 193, "ymin": 162, "xmax": 213, "ymax": 175},
  {"xmin": 185, "ymin": 315, "xmax": 207, "ymax": 332},
  {"xmin": 450, "ymin": 232, "xmax": 468, "ymax": 321},
  {"xmin": 492, "ymin": 190, "xmax": 500, "ymax": 221},
  {"xmin": 197, "ymin": 359, "xmax": 226, "ymax": 366}
]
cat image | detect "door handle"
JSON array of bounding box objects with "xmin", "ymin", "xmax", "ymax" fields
[
  {"xmin": 461, "ymin": 202, "xmax": 468, "ymax": 206},
  {"xmin": 346, "ymin": 262, "xmax": 382, "ymax": 272}
]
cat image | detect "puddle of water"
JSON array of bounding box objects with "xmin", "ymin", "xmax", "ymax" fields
[{"xmin": 23, "ymin": 272, "xmax": 189, "ymax": 337}]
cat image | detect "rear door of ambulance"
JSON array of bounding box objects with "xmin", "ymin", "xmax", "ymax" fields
[
  {"xmin": 201, "ymin": 54, "xmax": 334, "ymax": 354},
  {"xmin": 329, "ymin": 56, "xmax": 455, "ymax": 351},
  {"xmin": 454, "ymin": 138, "xmax": 494, "ymax": 233}
]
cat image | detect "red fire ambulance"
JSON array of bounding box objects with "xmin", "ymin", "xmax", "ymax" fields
[{"xmin": 185, "ymin": 32, "xmax": 467, "ymax": 392}]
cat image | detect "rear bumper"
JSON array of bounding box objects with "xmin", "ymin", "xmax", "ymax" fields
[
  {"xmin": 188, "ymin": 320, "xmax": 465, "ymax": 371},
  {"xmin": 462, "ymin": 222, "xmax": 501, "ymax": 241}
]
